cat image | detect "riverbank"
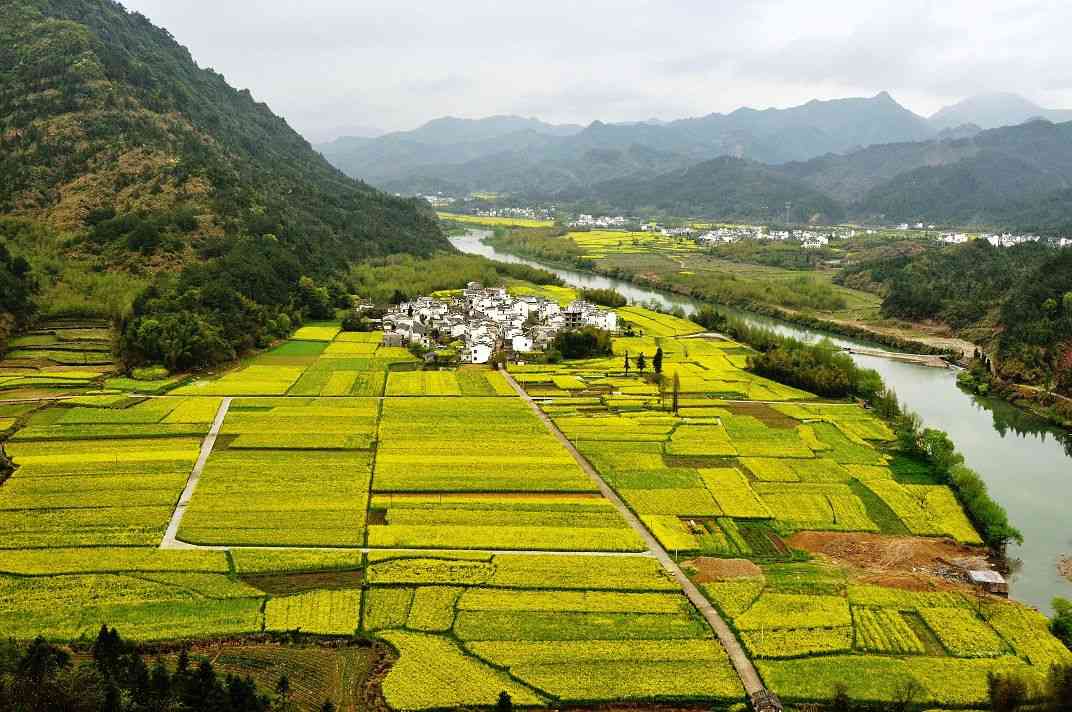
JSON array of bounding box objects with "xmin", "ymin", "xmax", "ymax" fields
[
  {"xmin": 451, "ymin": 229, "xmax": 1072, "ymax": 612},
  {"xmin": 478, "ymin": 231, "xmax": 967, "ymax": 359}
]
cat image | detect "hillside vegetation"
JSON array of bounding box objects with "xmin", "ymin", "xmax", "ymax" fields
[
  {"xmin": 1, "ymin": 0, "xmax": 446, "ymax": 267},
  {"xmin": 1, "ymin": 0, "xmax": 451, "ymax": 368},
  {"xmin": 0, "ymin": 239, "xmax": 35, "ymax": 354},
  {"xmin": 842, "ymin": 241, "xmax": 1072, "ymax": 391}
]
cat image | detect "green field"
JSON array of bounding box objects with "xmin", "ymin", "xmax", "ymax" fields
[{"xmin": 0, "ymin": 309, "xmax": 1067, "ymax": 710}]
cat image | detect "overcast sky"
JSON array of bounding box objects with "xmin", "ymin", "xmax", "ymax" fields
[{"xmin": 122, "ymin": 0, "xmax": 1072, "ymax": 143}]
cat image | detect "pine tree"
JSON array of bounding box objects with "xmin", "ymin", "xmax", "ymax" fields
[
  {"xmin": 637, "ymin": 353, "xmax": 647, "ymax": 373},
  {"xmin": 653, "ymin": 347, "xmax": 663, "ymax": 374},
  {"xmin": 672, "ymin": 372, "xmax": 680, "ymax": 415}
]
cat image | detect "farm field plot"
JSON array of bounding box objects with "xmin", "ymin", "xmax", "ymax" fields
[
  {"xmin": 2, "ymin": 412, "xmax": 203, "ymax": 546},
  {"xmin": 438, "ymin": 211, "xmax": 554, "ymax": 228},
  {"xmin": 523, "ymin": 316, "xmax": 981, "ymax": 556},
  {"xmin": 563, "ymin": 230, "xmax": 701, "ymax": 261},
  {"xmin": 177, "ymin": 397, "xmax": 377, "ymax": 547},
  {"xmin": 1, "ymin": 306, "xmax": 1068, "ymax": 712},
  {"xmin": 374, "ymin": 397, "xmax": 595, "ymax": 493},
  {"xmin": 179, "ymin": 448, "xmax": 373, "ymax": 547},
  {"xmin": 699, "ymin": 563, "xmax": 1069, "ymax": 707},
  {"xmin": 363, "ymin": 552, "xmax": 742, "ymax": 708},
  {"xmin": 367, "ymin": 493, "xmax": 644, "ymax": 552},
  {"xmin": 168, "ymin": 643, "xmax": 376, "ymax": 712}
]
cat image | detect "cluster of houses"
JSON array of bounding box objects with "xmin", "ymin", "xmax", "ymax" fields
[
  {"xmin": 640, "ymin": 223, "xmax": 696, "ymax": 237},
  {"xmin": 696, "ymin": 226, "xmax": 851, "ymax": 248},
  {"xmin": 416, "ymin": 193, "xmax": 456, "ymax": 207},
  {"xmin": 382, "ymin": 283, "xmax": 618, "ymax": 364},
  {"xmin": 471, "ymin": 206, "xmax": 555, "ymax": 222},
  {"xmin": 570, "ymin": 214, "xmax": 629, "ymax": 228},
  {"xmin": 938, "ymin": 233, "xmax": 1072, "ymax": 248}
]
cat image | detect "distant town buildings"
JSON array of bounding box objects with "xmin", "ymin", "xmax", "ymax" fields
[
  {"xmin": 382, "ymin": 283, "xmax": 618, "ymax": 364},
  {"xmin": 984, "ymin": 233, "xmax": 1043, "ymax": 248},
  {"xmin": 571, "ymin": 214, "xmax": 628, "ymax": 228},
  {"xmin": 472, "ymin": 206, "xmax": 555, "ymax": 222},
  {"xmin": 940, "ymin": 232, "xmax": 970, "ymax": 244},
  {"xmin": 418, "ymin": 194, "xmax": 456, "ymax": 207}
]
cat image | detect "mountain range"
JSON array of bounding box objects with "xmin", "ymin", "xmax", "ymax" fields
[{"xmin": 317, "ymin": 93, "xmax": 1072, "ymax": 230}]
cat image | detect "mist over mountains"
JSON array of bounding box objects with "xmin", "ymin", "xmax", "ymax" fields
[{"xmin": 317, "ymin": 92, "xmax": 1072, "ymax": 231}]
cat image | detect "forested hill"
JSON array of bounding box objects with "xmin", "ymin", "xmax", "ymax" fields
[
  {"xmin": 0, "ymin": 0, "xmax": 448, "ymax": 268},
  {"xmin": 841, "ymin": 241, "xmax": 1072, "ymax": 392},
  {"xmin": 565, "ymin": 156, "xmax": 846, "ymax": 223}
]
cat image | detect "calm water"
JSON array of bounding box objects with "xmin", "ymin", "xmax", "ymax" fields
[{"xmin": 453, "ymin": 230, "xmax": 1072, "ymax": 613}]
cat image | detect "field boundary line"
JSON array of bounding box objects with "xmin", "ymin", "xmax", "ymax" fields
[
  {"xmin": 499, "ymin": 365, "xmax": 770, "ymax": 699},
  {"xmin": 160, "ymin": 396, "xmax": 232, "ymax": 550}
]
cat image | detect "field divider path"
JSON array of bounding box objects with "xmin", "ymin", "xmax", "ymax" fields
[
  {"xmin": 499, "ymin": 365, "xmax": 769, "ymax": 699},
  {"xmin": 160, "ymin": 396, "xmax": 232, "ymax": 550}
]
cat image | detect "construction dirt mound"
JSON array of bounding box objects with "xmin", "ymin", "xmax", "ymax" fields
[
  {"xmin": 787, "ymin": 531, "xmax": 987, "ymax": 590},
  {"xmin": 1059, "ymin": 556, "xmax": 1072, "ymax": 582}
]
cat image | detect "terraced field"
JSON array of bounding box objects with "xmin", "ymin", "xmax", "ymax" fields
[{"xmin": 0, "ymin": 311, "xmax": 1068, "ymax": 710}]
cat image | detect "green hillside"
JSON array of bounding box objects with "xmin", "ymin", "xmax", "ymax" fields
[{"xmin": 0, "ymin": 0, "xmax": 447, "ymax": 269}]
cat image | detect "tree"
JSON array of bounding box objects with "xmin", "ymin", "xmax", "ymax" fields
[
  {"xmin": 829, "ymin": 683, "xmax": 852, "ymax": 712},
  {"xmin": 889, "ymin": 679, "xmax": 923, "ymax": 712},
  {"xmin": 340, "ymin": 310, "xmax": 370, "ymax": 332},
  {"xmin": 275, "ymin": 675, "xmax": 290, "ymax": 701},
  {"xmin": 988, "ymin": 672, "xmax": 1029, "ymax": 712},
  {"xmin": 496, "ymin": 691, "xmax": 513, "ymax": 712},
  {"xmin": 636, "ymin": 353, "xmax": 647, "ymax": 373},
  {"xmin": 1048, "ymin": 666, "xmax": 1072, "ymax": 712},
  {"xmin": 672, "ymin": 372, "xmax": 681, "ymax": 415},
  {"xmin": 1052, "ymin": 597, "xmax": 1072, "ymax": 649},
  {"xmin": 624, "ymin": 352, "xmax": 630, "ymax": 374},
  {"xmin": 552, "ymin": 327, "xmax": 612, "ymax": 360},
  {"xmin": 653, "ymin": 347, "xmax": 663, "ymax": 375},
  {"xmin": 321, "ymin": 702, "xmax": 337, "ymax": 712}
]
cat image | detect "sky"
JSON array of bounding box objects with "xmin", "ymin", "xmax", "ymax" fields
[{"xmin": 122, "ymin": 0, "xmax": 1072, "ymax": 143}]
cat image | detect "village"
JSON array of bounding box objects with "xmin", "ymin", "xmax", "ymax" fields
[{"xmin": 382, "ymin": 282, "xmax": 618, "ymax": 364}]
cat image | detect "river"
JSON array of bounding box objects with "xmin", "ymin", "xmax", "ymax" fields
[{"xmin": 452, "ymin": 229, "xmax": 1072, "ymax": 613}]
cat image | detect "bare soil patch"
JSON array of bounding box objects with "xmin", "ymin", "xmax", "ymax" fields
[
  {"xmin": 1059, "ymin": 555, "xmax": 1072, "ymax": 582},
  {"xmin": 788, "ymin": 531, "xmax": 986, "ymax": 590},
  {"xmin": 241, "ymin": 570, "xmax": 364, "ymax": 596},
  {"xmin": 685, "ymin": 557, "xmax": 762, "ymax": 582},
  {"xmin": 723, "ymin": 401, "xmax": 799, "ymax": 428}
]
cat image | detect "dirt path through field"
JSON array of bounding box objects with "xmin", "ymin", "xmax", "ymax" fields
[
  {"xmin": 500, "ymin": 365, "xmax": 770, "ymax": 700},
  {"xmin": 160, "ymin": 396, "xmax": 232, "ymax": 549}
]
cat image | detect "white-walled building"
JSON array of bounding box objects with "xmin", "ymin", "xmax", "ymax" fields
[{"xmin": 383, "ymin": 283, "xmax": 618, "ymax": 362}]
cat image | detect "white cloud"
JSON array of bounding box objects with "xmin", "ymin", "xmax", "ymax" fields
[{"xmin": 120, "ymin": 0, "xmax": 1072, "ymax": 140}]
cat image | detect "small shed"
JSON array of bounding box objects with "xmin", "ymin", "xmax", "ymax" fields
[{"xmin": 968, "ymin": 569, "xmax": 1009, "ymax": 596}]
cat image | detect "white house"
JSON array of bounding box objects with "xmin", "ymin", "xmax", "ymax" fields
[{"xmin": 384, "ymin": 286, "xmax": 617, "ymax": 362}]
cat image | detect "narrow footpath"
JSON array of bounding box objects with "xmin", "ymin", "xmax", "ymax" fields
[
  {"xmin": 499, "ymin": 366, "xmax": 770, "ymax": 699},
  {"xmin": 160, "ymin": 396, "xmax": 232, "ymax": 550}
]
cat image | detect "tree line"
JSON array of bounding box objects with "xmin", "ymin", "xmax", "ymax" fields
[
  {"xmin": 0, "ymin": 238, "xmax": 35, "ymax": 356},
  {"xmin": 842, "ymin": 240, "xmax": 1072, "ymax": 395},
  {"xmin": 0, "ymin": 626, "xmax": 336, "ymax": 712}
]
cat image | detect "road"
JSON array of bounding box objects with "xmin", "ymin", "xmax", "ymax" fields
[
  {"xmin": 499, "ymin": 365, "xmax": 769, "ymax": 698},
  {"xmin": 160, "ymin": 396, "xmax": 232, "ymax": 550}
]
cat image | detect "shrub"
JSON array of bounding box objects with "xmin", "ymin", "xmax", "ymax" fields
[{"xmin": 553, "ymin": 327, "xmax": 612, "ymax": 360}]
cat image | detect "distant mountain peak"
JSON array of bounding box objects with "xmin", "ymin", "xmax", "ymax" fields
[{"xmin": 930, "ymin": 93, "xmax": 1072, "ymax": 130}]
